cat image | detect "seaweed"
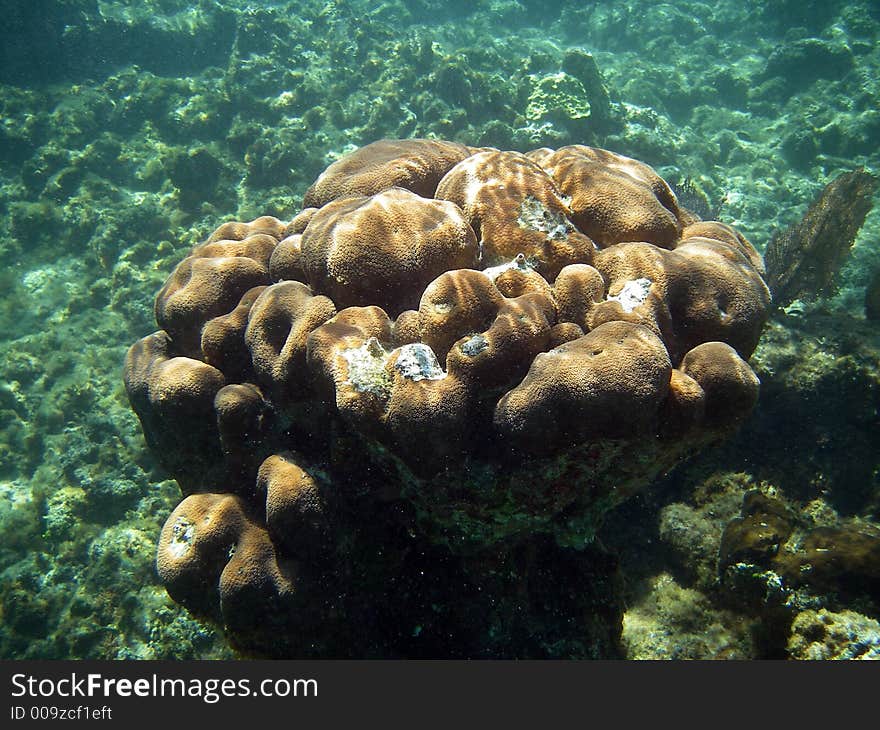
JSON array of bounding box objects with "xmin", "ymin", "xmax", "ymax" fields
[{"xmin": 765, "ymin": 167, "xmax": 877, "ymax": 308}]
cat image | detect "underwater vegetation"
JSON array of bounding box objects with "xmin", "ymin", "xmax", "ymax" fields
[
  {"xmin": 765, "ymin": 168, "xmax": 877, "ymax": 308},
  {"xmin": 1, "ymin": 0, "xmax": 879, "ymax": 659}
]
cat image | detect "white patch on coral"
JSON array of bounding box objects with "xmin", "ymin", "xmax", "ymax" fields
[
  {"xmin": 461, "ymin": 161, "xmax": 485, "ymax": 207},
  {"xmin": 167, "ymin": 517, "xmax": 194, "ymax": 559},
  {"xmin": 608, "ymin": 278, "xmax": 652, "ymax": 313},
  {"xmin": 482, "ymin": 253, "xmax": 532, "ymax": 282},
  {"xmin": 394, "ymin": 343, "xmax": 446, "ymax": 381},
  {"xmin": 460, "ymin": 334, "xmax": 488, "ymax": 357},
  {"xmin": 341, "ymin": 337, "xmax": 392, "ymax": 397},
  {"xmin": 517, "ymin": 196, "xmax": 574, "ymax": 241}
]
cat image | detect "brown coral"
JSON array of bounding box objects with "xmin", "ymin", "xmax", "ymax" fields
[
  {"xmin": 417, "ymin": 268, "xmax": 505, "ymax": 362},
  {"xmin": 591, "ymin": 235, "xmax": 770, "ymax": 361},
  {"xmin": 257, "ymin": 452, "xmax": 332, "ymax": 559},
  {"xmin": 435, "ymin": 149, "xmax": 595, "ymax": 277},
  {"xmin": 306, "ymin": 305, "xmax": 395, "ymax": 427},
  {"xmin": 493, "ymin": 321, "xmax": 673, "ymax": 454},
  {"xmin": 156, "ymin": 493, "xmax": 300, "ymax": 635},
  {"xmin": 679, "ymin": 342, "xmax": 760, "ymax": 428},
  {"xmin": 154, "ymin": 217, "xmax": 289, "ymax": 357},
  {"xmin": 200, "ymin": 285, "xmax": 267, "ymax": 379},
  {"xmin": 303, "ymin": 138, "xmax": 472, "ymax": 208},
  {"xmin": 124, "ymin": 330, "xmax": 226, "ymax": 491},
  {"xmin": 124, "ymin": 138, "xmax": 771, "ymax": 654},
  {"xmin": 300, "ymin": 187, "xmax": 479, "ymax": 315},
  {"xmin": 244, "ymin": 281, "xmax": 337, "ymax": 404},
  {"xmin": 154, "ymin": 236, "xmax": 275, "ymax": 356},
  {"xmin": 540, "ymin": 145, "xmax": 684, "ymax": 247}
]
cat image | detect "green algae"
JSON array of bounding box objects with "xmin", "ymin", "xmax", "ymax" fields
[{"xmin": 524, "ymin": 72, "xmax": 592, "ymax": 141}]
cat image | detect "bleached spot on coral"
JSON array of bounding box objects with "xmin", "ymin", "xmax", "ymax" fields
[
  {"xmin": 482, "ymin": 253, "xmax": 533, "ymax": 281},
  {"xmin": 394, "ymin": 343, "xmax": 446, "ymax": 381},
  {"xmin": 342, "ymin": 339, "xmax": 446, "ymax": 394},
  {"xmin": 168, "ymin": 517, "xmax": 194, "ymax": 559},
  {"xmin": 608, "ymin": 278, "xmax": 652, "ymax": 313},
  {"xmin": 341, "ymin": 337, "xmax": 393, "ymax": 398},
  {"xmin": 460, "ymin": 333, "xmax": 488, "ymax": 357},
  {"xmin": 517, "ymin": 195, "xmax": 574, "ymax": 241}
]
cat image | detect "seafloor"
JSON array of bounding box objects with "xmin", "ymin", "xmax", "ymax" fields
[{"xmin": 0, "ymin": 0, "xmax": 878, "ymax": 659}]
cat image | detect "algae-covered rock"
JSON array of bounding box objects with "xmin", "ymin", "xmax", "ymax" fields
[
  {"xmin": 562, "ymin": 48, "xmax": 617, "ymax": 134},
  {"xmin": 525, "ymin": 72, "xmax": 592, "ymax": 138},
  {"xmin": 759, "ymin": 39, "xmax": 855, "ymax": 94},
  {"xmin": 622, "ymin": 573, "xmax": 751, "ymax": 659},
  {"xmin": 788, "ymin": 609, "xmax": 880, "ymax": 660}
]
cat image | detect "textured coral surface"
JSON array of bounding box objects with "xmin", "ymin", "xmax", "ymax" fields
[{"xmin": 125, "ymin": 138, "xmax": 770, "ymax": 653}]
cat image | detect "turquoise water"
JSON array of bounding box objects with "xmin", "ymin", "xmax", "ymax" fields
[{"xmin": 0, "ymin": 0, "xmax": 878, "ymax": 659}]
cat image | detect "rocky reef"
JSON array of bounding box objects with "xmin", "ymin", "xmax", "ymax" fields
[{"xmin": 607, "ymin": 307, "xmax": 880, "ymax": 660}]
